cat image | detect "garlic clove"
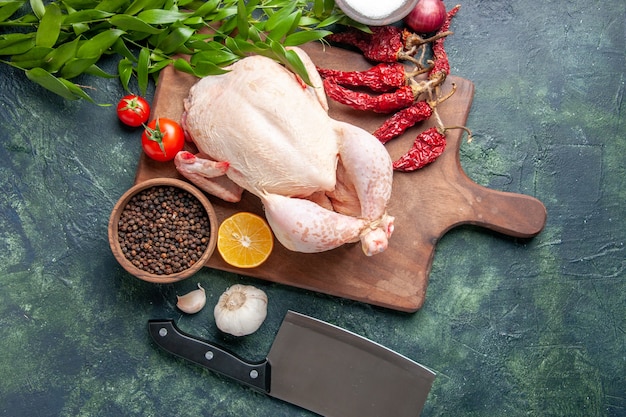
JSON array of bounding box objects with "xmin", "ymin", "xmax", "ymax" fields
[
  {"xmin": 176, "ymin": 283, "xmax": 206, "ymax": 314},
  {"xmin": 214, "ymin": 284, "xmax": 268, "ymax": 336}
]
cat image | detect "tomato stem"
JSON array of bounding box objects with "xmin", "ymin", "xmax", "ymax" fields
[
  {"xmin": 120, "ymin": 96, "xmax": 142, "ymax": 113},
  {"xmin": 144, "ymin": 118, "xmax": 167, "ymax": 155}
]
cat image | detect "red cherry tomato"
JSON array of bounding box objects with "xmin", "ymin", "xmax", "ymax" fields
[
  {"xmin": 141, "ymin": 118, "xmax": 185, "ymax": 162},
  {"xmin": 116, "ymin": 94, "xmax": 151, "ymax": 127}
]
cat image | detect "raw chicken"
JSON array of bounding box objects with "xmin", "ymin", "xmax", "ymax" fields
[{"xmin": 175, "ymin": 47, "xmax": 394, "ymax": 256}]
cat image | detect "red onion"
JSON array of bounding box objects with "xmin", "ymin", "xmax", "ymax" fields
[{"xmin": 403, "ymin": 0, "xmax": 447, "ymax": 33}]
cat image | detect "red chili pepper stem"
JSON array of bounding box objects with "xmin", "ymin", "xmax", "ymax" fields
[
  {"xmin": 398, "ymin": 51, "xmax": 426, "ymax": 67},
  {"xmin": 425, "ymin": 85, "xmax": 454, "ymax": 139},
  {"xmin": 407, "ymin": 73, "xmax": 452, "ymax": 101},
  {"xmin": 406, "ymin": 64, "xmax": 431, "ymax": 78},
  {"xmin": 442, "ymin": 125, "xmax": 474, "ymax": 143},
  {"xmin": 433, "ymin": 82, "xmax": 457, "ymax": 104},
  {"xmin": 403, "ymin": 30, "xmax": 453, "ymax": 56}
]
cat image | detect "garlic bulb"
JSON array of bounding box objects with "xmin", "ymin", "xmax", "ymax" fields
[
  {"xmin": 214, "ymin": 284, "xmax": 268, "ymax": 336},
  {"xmin": 176, "ymin": 283, "xmax": 206, "ymax": 314}
]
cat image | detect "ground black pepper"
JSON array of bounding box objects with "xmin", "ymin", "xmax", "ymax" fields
[{"xmin": 117, "ymin": 185, "xmax": 211, "ymax": 275}]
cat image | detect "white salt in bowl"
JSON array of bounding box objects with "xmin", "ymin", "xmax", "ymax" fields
[{"xmin": 335, "ymin": 0, "xmax": 420, "ymax": 26}]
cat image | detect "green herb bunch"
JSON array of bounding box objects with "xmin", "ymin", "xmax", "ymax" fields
[{"xmin": 0, "ymin": 0, "xmax": 355, "ymax": 103}]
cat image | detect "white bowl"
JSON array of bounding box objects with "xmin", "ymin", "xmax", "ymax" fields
[{"xmin": 335, "ymin": 0, "xmax": 420, "ymax": 26}]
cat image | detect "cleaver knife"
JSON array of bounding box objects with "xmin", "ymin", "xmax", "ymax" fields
[{"xmin": 148, "ymin": 311, "xmax": 435, "ymax": 417}]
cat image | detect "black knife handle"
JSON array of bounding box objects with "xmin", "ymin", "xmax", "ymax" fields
[{"xmin": 148, "ymin": 319, "xmax": 270, "ymax": 393}]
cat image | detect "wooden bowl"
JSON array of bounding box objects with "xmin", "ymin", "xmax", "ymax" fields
[{"xmin": 108, "ymin": 178, "xmax": 218, "ymax": 284}]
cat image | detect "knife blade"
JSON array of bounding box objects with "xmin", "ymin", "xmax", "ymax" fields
[{"xmin": 148, "ymin": 311, "xmax": 435, "ymax": 417}]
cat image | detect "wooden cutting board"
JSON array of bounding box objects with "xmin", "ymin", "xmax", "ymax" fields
[{"xmin": 133, "ymin": 42, "xmax": 547, "ymax": 312}]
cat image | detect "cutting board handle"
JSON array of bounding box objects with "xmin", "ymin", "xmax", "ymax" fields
[{"xmin": 461, "ymin": 179, "xmax": 547, "ymax": 238}]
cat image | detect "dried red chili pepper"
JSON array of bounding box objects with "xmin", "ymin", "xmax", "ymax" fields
[
  {"xmin": 428, "ymin": 5, "xmax": 461, "ymax": 81},
  {"xmin": 326, "ymin": 25, "xmax": 456, "ymax": 70},
  {"xmin": 366, "ymin": 26, "xmax": 406, "ymax": 62},
  {"xmin": 373, "ymin": 83, "xmax": 457, "ymax": 144},
  {"xmin": 325, "ymin": 28, "xmax": 371, "ymax": 55},
  {"xmin": 392, "ymin": 127, "xmax": 446, "ymax": 171},
  {"xmin": 323, "ymin": 79, "xmax": 415, "ymax": 113},
  {"xmin": 327, "ymin": 26, "xmax": 413, "ymax": 63},
  {"xmin": 317, "ymin": 63, "xmax": 407, "ymax": 93},
  {"xmin": 373, "ymin": 101, "xmax": 433, "ymax": 144}
]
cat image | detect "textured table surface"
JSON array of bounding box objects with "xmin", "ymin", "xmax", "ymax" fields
[{"xmin": 1, "ymin": 1, "xmax": 624, "ymax": 416}]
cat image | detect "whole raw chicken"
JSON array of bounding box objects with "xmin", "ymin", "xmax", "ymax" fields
[{"xmin": 175, "ymin": 47, "xmax": 394, "ymax": 256}]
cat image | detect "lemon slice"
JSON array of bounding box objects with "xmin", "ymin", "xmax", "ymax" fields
[{"xmin": 217, "ymin": 212, "xmax": 274, "ymax": 268}]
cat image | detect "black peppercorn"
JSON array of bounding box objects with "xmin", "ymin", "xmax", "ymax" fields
[{"xmin": 117, "ymin": 185, "xmax": 211, "ymax": 275}]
